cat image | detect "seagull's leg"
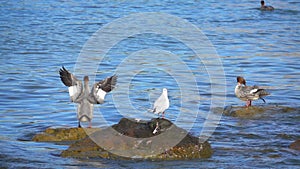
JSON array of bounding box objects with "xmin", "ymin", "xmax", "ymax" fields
[
  {"xmin": 88, "ymin": 121, "xmax": 92, "ymax": 128},
  {"xmin": 249, "ymin": 100, "xmax": 252, "ymax": 106},
  {"xmin": 162, "ymin": 112, "xmax": 165, "ymax": 119},
  {"xmin": 78, "ymin": 121, "xmax": 82, "ymax": 128}
]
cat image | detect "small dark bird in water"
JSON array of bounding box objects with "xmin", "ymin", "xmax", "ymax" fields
[{"xmin": 260, "ymin": 0, "xmax": 275, "ymax": 11}]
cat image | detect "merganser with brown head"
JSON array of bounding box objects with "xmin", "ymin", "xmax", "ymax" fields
[{"xmin": 235, "ymin": 76, "xmax": 269, "ymax": 107}]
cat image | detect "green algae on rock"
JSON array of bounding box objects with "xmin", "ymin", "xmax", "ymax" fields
[
  {"xmin": 289, "ymin": 139, "xmax": 300, "ymax": 151},
  {"xmin": 32, "ymin": 127, "xmax": 100, "ymax": 142},
  {"xmin": 61, "ymin": 118, "xmax": 213, "ymax": 160},
  {"xmin": 213, "ymin": 105, "xmax": 297, "ymax": 118}
]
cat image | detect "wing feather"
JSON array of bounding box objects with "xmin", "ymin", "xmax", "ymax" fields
[
  {"xmin": 98, "ymin": 75, "xmax": 117, "ymax": 92},
  {"xmin": 240, "ymin": 85, "xmax": 269, "ymax": 100},
  {"xmin": 59, "ymin": 66, "xmax": 83, "ymax": 102},
  {"xmin": 88, "ymin": 75, "xmax": 117, "ymax": 104}
]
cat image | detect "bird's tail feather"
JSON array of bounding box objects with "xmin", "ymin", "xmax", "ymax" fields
[
  {"xmin": 260, "ymin": 97, "xmax": 266, "ymax": 103},
  {"xmin": 257, "ymin": 89, "xmax": 270, "ymax": 96}
]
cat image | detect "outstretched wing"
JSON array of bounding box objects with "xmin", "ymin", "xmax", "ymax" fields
[
  {"xmin": 88, "ymin": 75, "xmax": 117, "ymax": 104},
  {"xmin": 59, "ymin": 66, "xmax": 83, "ymax": 102}
]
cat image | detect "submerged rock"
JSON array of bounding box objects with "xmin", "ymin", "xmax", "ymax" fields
[
  {"xmin": 60, "ymin": 118, "xmax": 212, "ymax": 160},
  {"xmin": 213, "ymin": 105, "xmax": 297, "ymax": 118},
  {"xmin": 289, "ymin": 140, "xmax": 300, "ymax": 151}
]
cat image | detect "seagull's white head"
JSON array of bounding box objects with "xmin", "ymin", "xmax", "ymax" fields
[{"xmin": 162, "ymin": 88, "xmax": 168, "ymax": 95}]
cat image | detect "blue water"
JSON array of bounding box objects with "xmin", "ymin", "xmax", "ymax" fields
[{"xmin": 1, "ymin": 0, "xmax": 300, "ymax": 168}]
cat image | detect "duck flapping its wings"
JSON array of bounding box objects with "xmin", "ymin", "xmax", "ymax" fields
[{"xmin": 59, "ymin": 66, "xmax": 117, "ymax": 104}]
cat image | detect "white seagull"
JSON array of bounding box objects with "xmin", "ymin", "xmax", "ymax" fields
[
  {"xmin": 152, "ymin": 88, "xmax": 169, "ymax": 118},
  {"xmin": 59, "ymin": 66, "xmax": 117, "ymax": 128},
  {"xmin": 235, "ymin": 76, "xmax": 269, "ymax": 107}
]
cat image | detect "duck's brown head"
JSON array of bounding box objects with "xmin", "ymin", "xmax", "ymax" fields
[{"xmin": 237, "ymin": 76, "xmax": 246, "ymax": 85}]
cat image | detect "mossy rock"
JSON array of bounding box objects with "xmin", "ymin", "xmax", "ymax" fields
[
  {"xmin": 32, "ymin": 127, "xmax": 100, "ymax": 142},
  {"xmin": 213, "ymin": 105, "xmax": 297, "ymax": 118},
  {"xmin": 61, "ymin": 118, "xmax": 213, "ymax": 160},
  {"xmin": 289, "ymin": 139, "xmax": 300, "ymax": 151}
]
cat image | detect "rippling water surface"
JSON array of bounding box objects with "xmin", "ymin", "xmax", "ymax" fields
[{"xmin": 1, "ymin": 0, "xmax": 299, "ymax": 168}]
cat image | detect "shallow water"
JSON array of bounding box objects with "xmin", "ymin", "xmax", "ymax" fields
[{"xmin": 1, "ymin": 0, "xmax": 300, "ymax": 168}]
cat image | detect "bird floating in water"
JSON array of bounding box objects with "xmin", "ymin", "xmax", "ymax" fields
[
  {"xmin": 152, "ymin": 88, "xmax": 170, "ymax": 118},
  {"xmin": 235, "ymin": 76, "xmax": 270, "ymax": 107},
  {"xmin": 59, "ymin": 66, "xmax": 117, "ymax": 128},
  {"xmin": 260, "ymin": 0, "xmax": 274, "ymax": 11}
]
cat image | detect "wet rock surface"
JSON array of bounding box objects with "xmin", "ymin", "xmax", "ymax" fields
[
  {"xmin": 213, "ymin": 105, "xmax": 297, "ymax": 118},
  {"xmin": 33, "ymin": 118, "xmax": 212, "ymax": 160},
  {"xmin": 32, "ymin": 127, "xmax": 100, "ymax": 143},
  {"xmin": 289, "ymin": 139, "xmax": 300, "ymax": 151}
]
